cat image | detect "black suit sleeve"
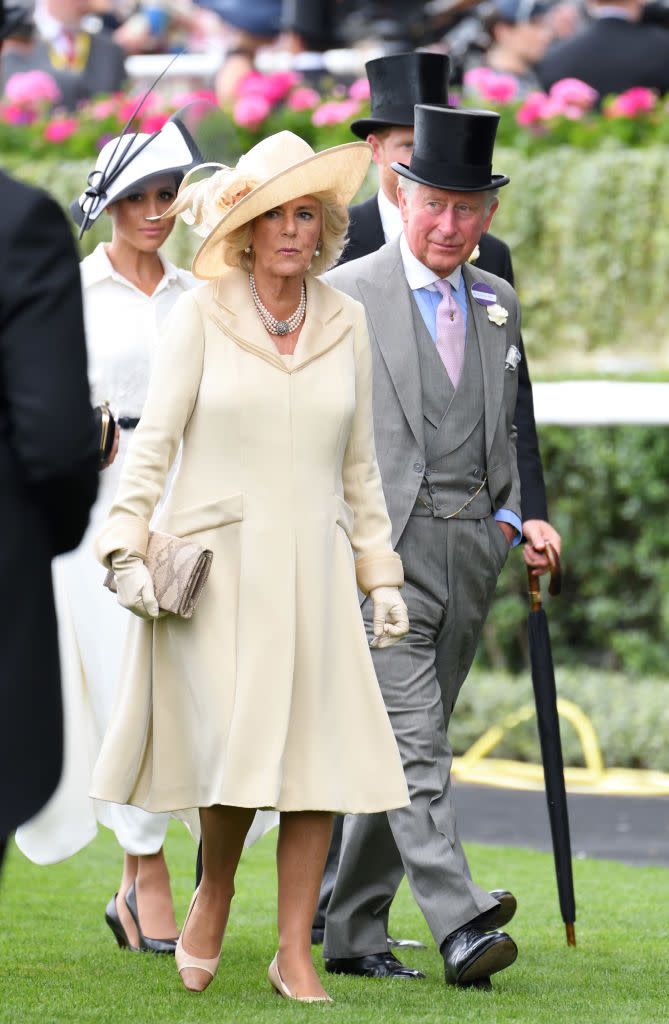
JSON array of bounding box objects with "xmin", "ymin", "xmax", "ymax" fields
[
  {"xmin": 0, "ymin": 187, "xmax": 98, "ymax": 553},
  {"xmin": 478, "ymin": 234, "xmax": 549, "ymax": 521}
]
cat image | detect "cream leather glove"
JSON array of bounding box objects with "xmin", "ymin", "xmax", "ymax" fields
[
  {"xmin": 369, "ymin": 586, "xmax": 409, "ymax": 648},
  {"xmin": 112, "ymin": 549, "xmax": 160, "ymax": 620}
]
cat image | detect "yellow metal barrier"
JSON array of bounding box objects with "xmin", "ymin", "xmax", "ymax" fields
[{"xmin": 452, "ymin": 698, "xmax": 669, "ymax": 797}]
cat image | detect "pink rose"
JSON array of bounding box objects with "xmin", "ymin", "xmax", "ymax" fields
[
  {"xmin": 89, "ymin": 97, "xmax": 118, "ymax": 119},
  {"xmin": 138, "ymin": 112, "xmax": 169, "ymax": 133},
  {"xmin": 312, "ymin": 99, "xmax": 360, "ymax": 126},
  {"xmin": 348, "ymin": 77, "xmax": 371, "ymax": 101},
  {"xmin": 515, "ymin": 91, "xmax": 548, "ymax": 126},
  {"xmin": 233, "ymin": 93, "xmax": 272, "ymax": 128},
  {"xmin": 548, "ymin": 77, "xmax": 598, "ymax": 110},
  {"xmin": 169, "ymin": 88, "xmax": 218, "ymax": 108},
  {"xmin": 236, "ymin": 70, "xmax": 299, "ymax": 105},
  {"xmin": 463, "ymin": 67, "xmax": 499, "ymax": 94},
  {"xmin": 263, "ymin": 71, "xmax": 300, "ymax": 103},
  {"xmin": 44, "ymin": 117, "xmax": 78, "ymax": 142},
  {"xmin": 287, "ymin": 86, "xmax": 320, "ymax": 112},
  {"xmin": 0, "ymin": 102, "xmax": 37, "ymax": 124},
  {"xmin": 5, "ymin": 70, "xmax": 61, "ymax": 105},
  {"xmin": 607, "ymin": 87, "xmax": 657, "ymax": 118},
  {"xmin": 464, "ymin": 67, "xmax": 518, "ymax": 103}
]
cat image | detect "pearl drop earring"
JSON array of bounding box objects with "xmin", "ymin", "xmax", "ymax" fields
[
  {"xmin": 244, "ymin": 245, "xmax": 252, "ymax": 254},
  {"xmin": 314, "ymin": 240, "xmax": 322, "ymax": 256}
]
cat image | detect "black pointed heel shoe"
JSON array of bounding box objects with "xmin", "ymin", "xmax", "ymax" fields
[
  {"xmin": 124, "ymin": 881, "xmax": 178, "ymax": 955},
  {"xmin": 104, "ymin": 893, "xmax": 139, "ymax": 951}
]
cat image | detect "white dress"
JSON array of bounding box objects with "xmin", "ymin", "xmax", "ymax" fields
[{"xmin": 16, "ymin": 244, "xmax": 198, "ymax": 862}]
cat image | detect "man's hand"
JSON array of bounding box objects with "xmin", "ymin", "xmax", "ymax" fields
[
  {"xmin": 496, "ymin": 520, "xmax": 516, "ymax": 545},
  {"xmin": 522, "ymin": 519, "xmax": 562, "ymax": 576}
]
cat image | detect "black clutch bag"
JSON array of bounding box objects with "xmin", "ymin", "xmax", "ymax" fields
[{"xmin": 94, "ymin": 401, "xmax": 116, "ymax": 467}]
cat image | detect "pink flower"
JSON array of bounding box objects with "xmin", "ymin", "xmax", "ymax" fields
[
  {"xmin": 286, "ymin": 86, "xmax": 320, "ymax": 112},
  {"xmin": 169, "ymin": 88, "xmax": 218, "ymax": 108},
  {"xmin": 233, "ymin": 93, "xmax": 272, "ymax": 128},
  {"xmin": 515, "ymin": 91, "xmax": 549, "ymax": 126},
  {"xmin": 89, "ymin": 97, "xmax": 118, "ymax": 119},
  {"xmin": 464, "ymin": 67, "xmax": 518, "ymax": 103},
  {"xmin": 5, "ymin": 70, "xmax": 61, "ymax": 105},
  {"xmin": 138, "ymin": 112, "xmax": 169, "ymax": 133},
  {"xmin": 607, "ymin": 87, "xmax": 657, "ymax": 118},
  {"xmin": 548, "ymin": 77, "xmax": 598, "ymax": 110},
  {"xmin": 44, "ymin": 117, "xmax": 78, "ymax": 142},
  {"xmin": 236, "ymin": 70, "xmax": 299, "ymax": 105},
  {"xmin": 348, "ymin": 77, "xmax": 370, "ymax": 101},
  {"xmin": 0, "ymin": 102, "xmax": 37, "ymax": 124},
  {"xmin": 311, "ymin": 99, "xmax": 360, "ymax": 126}
]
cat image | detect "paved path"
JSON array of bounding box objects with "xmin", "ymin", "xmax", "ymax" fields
[{"xmin": 454, "ymin": 783, "xmax": 669, "ymax": 867}]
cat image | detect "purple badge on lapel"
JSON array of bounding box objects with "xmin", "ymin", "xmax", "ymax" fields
[{"xmin": 471, "ymin": 282, "xmax": 497, "ymax": 306}]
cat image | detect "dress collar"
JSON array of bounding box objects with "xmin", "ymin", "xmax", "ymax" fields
[{"xmin": 82, "ymin": 243, "xmax": 184, "ymax": 295}]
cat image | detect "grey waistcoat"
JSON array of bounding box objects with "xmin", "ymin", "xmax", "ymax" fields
[{"xmin": 411, "ymin": 294, "xmax": 492, "ymax": 520}]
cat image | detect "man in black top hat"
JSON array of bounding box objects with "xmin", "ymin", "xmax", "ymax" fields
[
  {"xmin": 321, "ymin": 103, "xmax": 523, "ymax": 989},
  {"xmin": 342, "ymin": 51, "xmax": 558, "ymax": 549},
  {"xmin": 0, "ymin": 0, "xmax": 98, "ymax": 876},
  {"xmin": 312, "ymin": 48, "xmax": 560, "ymax": 948}
]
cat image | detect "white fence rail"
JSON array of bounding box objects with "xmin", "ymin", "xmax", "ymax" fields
[{"xmin": 533, "ymin": 382, "xmax": 669, "ymax": 425}]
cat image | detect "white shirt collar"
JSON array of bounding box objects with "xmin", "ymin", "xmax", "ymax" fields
[
  {"xmin": 399, "ymin": 233, "xmax": 463, "ymax": 293},
  {"xmin": 81, "ymin": 243, "xmax": 187, "ymax": 293},
  {"xmin": 34, "ymin": 5, "xmax": 66, "ymax": 42},
  {"xmin": 377, "ymin": 188, "xmax": 403, "ymax": 243}
]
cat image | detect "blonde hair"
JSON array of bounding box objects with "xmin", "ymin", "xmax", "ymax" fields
[{"xmin": 221, "ymin": 190, "xmax": 349, "ymax": 276}]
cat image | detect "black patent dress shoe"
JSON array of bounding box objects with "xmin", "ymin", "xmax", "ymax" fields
[
  {"xmin": 441, "ymin": 925, "xmax": 517, "ymax": 986},
  {"xmin": 325, "ymin": 951, "xmax": 426, "ymax": 979},
  {"xmin": 104, "ymin": 893, "xmax": 139, "ymax": 951},
  {"xmin": 472, "ymin": 890, "xmax": 517, "ymax": 932},
  {"xmin": 124, "ymin": 881, "xmax": 178, "ymax": 955}
]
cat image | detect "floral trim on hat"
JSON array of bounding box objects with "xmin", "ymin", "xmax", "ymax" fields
[{"xmin": 163, "ymin": 163, "xmax": 261, "ymax": 238}]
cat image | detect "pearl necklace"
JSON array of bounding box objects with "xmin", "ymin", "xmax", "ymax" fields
[{"xmin": 249, "ymin": 274, "xmax": 306, "ymax": 336}]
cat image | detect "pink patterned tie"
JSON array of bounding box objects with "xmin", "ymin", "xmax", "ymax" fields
[{"xmin": 434, "ymin": 278, "xmax": 465, "ymax": 389}]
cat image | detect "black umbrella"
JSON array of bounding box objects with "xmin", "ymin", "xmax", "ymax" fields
[{"xmin": 527, "ymin": 545, "xmax": 576, "ymax": 946}]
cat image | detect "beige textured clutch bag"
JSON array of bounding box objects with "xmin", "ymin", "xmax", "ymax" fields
[{"xmin": 104, "ymin": 531, "xmax": 214, "ymax": 620}]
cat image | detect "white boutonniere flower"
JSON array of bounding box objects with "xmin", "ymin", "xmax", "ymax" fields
[
  {"xmin": 468, "ymin": 244, "xmax": 480, "ymax": 263},
  {"xmin": 487, "ymin": 303, "xmax": 508, "ymax": 326}
]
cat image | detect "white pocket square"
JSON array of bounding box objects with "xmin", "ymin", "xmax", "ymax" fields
[{"xmin": 505, "ymin": 345, "xmax": 522, "ymax": 371}]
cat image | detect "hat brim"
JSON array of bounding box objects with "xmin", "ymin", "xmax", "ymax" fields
[
  {"xmin": 392, "ymin": 161, "xmax": 510, "ymax": 193},
  {"xmin": 192, "ymin": 141, "xmax": 371, "ymax": 280},
  {"xmin": 349, "ymin": 115, "xmax": 414, "ymax": 139}
]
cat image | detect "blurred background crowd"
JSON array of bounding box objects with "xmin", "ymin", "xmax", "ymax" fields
[{"xmin": 1, "ymin": 0, "xmax": 669, "ymax": 110}]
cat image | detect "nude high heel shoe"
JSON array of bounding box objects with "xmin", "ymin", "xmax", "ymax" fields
[
  {"xmin": 268, "ymin": 953, "xmax": 333, "ymax": 1004},
  {"xmin": 175, "ymin": 888, "xmax": 221, "ymax": 992}
]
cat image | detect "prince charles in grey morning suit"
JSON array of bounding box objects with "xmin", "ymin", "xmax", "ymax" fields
[{"xmin": 322, "ymin": 105, "xmax": 522, "ymax": 988}]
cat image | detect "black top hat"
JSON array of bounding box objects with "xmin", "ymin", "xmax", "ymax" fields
[
  {"xmin": 350, "ymin": 51, "xmax": 450, "ymax": 139},
  {"xmin": 392, "ymin": 105, "xmax": 510, "ymax": 193},
  {"xmin": 0, "ymin": 0, "xmax": 31, "ymax": 40}
]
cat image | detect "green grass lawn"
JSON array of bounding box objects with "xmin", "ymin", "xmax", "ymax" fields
[{"xmin": 0, "ymin": 823, "xmax": 667, "ymax": 1024}]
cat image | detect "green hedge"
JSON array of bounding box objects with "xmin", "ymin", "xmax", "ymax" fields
[
  {"xmin": 8, "ymin": 145, "xmax": 669, "ymax": 374},
  {"xmin": 453, "ymin": 667, "xmax": 669, "ymax": 772},
  {"xmin": 481, "ymin": 425, "xmax": 669, "ymax": 678}
]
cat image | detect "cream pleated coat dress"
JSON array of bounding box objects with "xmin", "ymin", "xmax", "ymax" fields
[{"xmin": 92, "ymin": 267, "xmax": 410, "ymax": 815}]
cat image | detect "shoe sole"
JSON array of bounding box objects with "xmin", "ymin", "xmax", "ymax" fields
[
  {"xmin": 478, "ymin": 892, "xmax": 517, "ymax": 931},
  {"xmin": 456, "ymin": 938, "xmax": 518, "ymax": 985}
]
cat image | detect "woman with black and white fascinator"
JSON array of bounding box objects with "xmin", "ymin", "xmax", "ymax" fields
[{"xmin": 15, "ymin": 109, "xmax": 203, "ymax": 957}]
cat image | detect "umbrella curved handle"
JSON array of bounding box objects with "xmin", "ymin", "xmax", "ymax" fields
[
  {"xmin": 527, "ymin": 543, "xmax": 562, "ymax": 608},
  {"xmin": 545, "ymin": 542, "xmax": 562, "ymax": 597}
]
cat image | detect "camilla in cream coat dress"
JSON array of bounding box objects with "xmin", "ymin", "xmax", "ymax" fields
[{"xmin": 91, "ymin": 260, "xmax": 410, "ymax": 816}]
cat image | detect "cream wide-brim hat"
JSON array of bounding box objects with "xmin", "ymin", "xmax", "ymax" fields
[{"xmin": 167, "ymin": 131, "xmax": 372, "ymax": 280}]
